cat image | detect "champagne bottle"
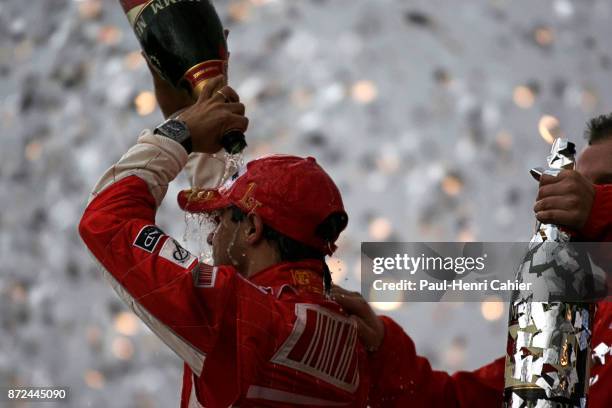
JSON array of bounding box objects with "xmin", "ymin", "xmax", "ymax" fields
[
  {"xmin": 119, "ymin": 0, "xmax": 246, "ymax": 154},
  {"xmin": 503, "ymin": 139, "xmax": 596, "ymax": 408}
]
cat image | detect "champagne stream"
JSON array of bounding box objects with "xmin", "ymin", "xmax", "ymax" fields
[{"xmin": 181, "ymin": 151, "xmax": 244, "ymax": 264}]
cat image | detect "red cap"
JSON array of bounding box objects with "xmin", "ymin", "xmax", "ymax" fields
[{"xmin": 177, "ymin": 155, "xmax": 347, "ymax": 255}]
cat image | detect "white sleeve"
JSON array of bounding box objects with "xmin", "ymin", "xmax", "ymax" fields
[
  {"xmin": 88, "ymin": 129, "xmax": 188, "ymax": 206},
  {"xmin": 184, "ymin": 152, "xmax": 232, "ymax": 189}
]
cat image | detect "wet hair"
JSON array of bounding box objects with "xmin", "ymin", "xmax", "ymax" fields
[
  {"xmin": 229, "ymin": 205, "xmax": 347, "ymax": 293},
  {"xmin": 584, "ymin": 113, "xmax": 612, "ymax": 145}
]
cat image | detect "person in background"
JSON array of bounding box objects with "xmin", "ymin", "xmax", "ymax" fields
[{"xmin": 334, "ymin": 114, "xmax": 612, "ymax": 407}]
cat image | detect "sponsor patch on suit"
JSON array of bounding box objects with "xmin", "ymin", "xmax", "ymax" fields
[
  {"xmin": 193, "ymin": 263, "xmax": 218, "ymax": 288},
  {"xmin": 133, "ymin": 225, "xmax": 164, "ymax": 253},
  {"xmin": 159, "ymin": 239, "xmax": 197, "ymax": 268},
  {"xmin": 270, "ymin": 304, "xmax": 360, "ymax": 393}
]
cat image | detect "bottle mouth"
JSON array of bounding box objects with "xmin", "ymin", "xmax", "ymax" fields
[{"xmin": 221, "ymin": 131, "xmax": 248, "ymax": 155}]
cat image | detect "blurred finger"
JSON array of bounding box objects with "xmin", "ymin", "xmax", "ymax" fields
[
  {"xmin": 331, "ymin": 285, "xmax": 362, "ymax": 300},
  {"xmin": 556, "ymin": 169, "xmax": 573, "ymax": 179},
  {"xmin": 331, "ymin": 284, "xmax": 360, "ymax": 297},
  {"xmin": 331, "ymin": 287, "xmax": 370, "ymax": 316},
  {"xmin": 539, "ymin": 173, "xmax": 561, "ymax": 187},
  {"xmin": 214, "ymin": 89, "xmax": 230, "ymax": 103},
  {"xmin": 536, "ymin": 209, "xmax": 573, "ymax": 226},
  {"xmin": 199, "ymin": 76, "xmax": 226, "ymax": 100},
  {"xmin": 224, "ymin": 102, "xmax": 246, "ymax": 115},
  {"xmin": 539, "ymin": 169, "xmax": 573, "ymax": 186},
  {"xmin": 218, "ymin": 85, "xmax": 239, "ymax": 102},
  {"xmin": 534, "ymin": 196, "xmax": 575, "ymax": 213},
  {"xmin": 536, "ymin": 181, "xmax": 572, "ymax": 201},
  {"xmin": 224, "ymin": 29, "xmax": 230, "ymax": 40},
  {"xmin": 224, "ymin": 115, "xmax": 249, "ymax": 133}
]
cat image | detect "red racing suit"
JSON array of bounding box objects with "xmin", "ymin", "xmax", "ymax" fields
[
  {"xmin": 368, "ymin": 183, "xmax": 612, "ymax": 407},
  {"xmin": 79, "ymin": 130, "xmax": 371, "ymax": 407}
]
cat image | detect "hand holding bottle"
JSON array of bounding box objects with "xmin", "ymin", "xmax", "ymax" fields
[
  {"xmin": 178, "ymin": 75, "xmax": 248, "ymax": 154},
  {"xmin": 145, "ymin": 31, "xmax": 231, "ymax": 119},
  {"xmin": 534, "ymin": 169, "xmax": 595, "ymax": 229}
]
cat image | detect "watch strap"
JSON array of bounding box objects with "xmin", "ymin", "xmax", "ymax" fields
[{"xmin": 180, "ymin": 136, "xmax": 193, "ymax": 155}]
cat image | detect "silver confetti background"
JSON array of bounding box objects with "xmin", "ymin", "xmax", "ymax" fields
[{"xmin": 2, "ymin": 0, "xmax": 612, "ymax": 406}]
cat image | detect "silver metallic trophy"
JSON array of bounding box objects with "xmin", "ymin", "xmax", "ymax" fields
[{"xmin": 503, "ymin": 139, "xmax": 596, "ymax": 408}]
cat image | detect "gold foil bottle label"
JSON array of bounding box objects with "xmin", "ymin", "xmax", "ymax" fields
[
  {"xmin": 560, "ymin": 339, "xmax": 569, "ymax": 367},
  {"xmin": 183, "ymin": 60, "xmax": 228, "ymax": 97}
]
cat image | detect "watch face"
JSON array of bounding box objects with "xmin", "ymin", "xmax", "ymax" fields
[
  {"xmin": 166, "ymin": 120, "xmax": 185, "ymax": 134},
  {"xmin": 158, "ymin": 119, "xmax": 189, "ymax": 142}
]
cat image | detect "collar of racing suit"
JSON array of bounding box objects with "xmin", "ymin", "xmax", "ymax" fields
[{"xmin": 248, "ymin": 259, "xmax": 327, "ymax": 299}]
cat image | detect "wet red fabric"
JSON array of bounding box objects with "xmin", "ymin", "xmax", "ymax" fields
[{"xmin": 80, "ymin": 175, "xmax": 371, "ymax": 407}]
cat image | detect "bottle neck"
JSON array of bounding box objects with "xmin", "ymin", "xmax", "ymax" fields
[{"xmin": 183, "ymin": 60, "xmax": 228, "ymax": 98}]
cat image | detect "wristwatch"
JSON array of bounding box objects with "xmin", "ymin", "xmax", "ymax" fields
[{"xmin": 154, "ymin": 118, "xmax": 193, "ymax": 154}]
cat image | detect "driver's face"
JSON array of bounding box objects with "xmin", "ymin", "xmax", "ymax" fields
[
  {"xmin": 207, "ymin": 207, "xmax": 247, "ymax": 269},
  {"xmin": 576, "ymin": 137, "xmax": 612, "ymax": 184},
  {"xmin": 576, "ymin": 137, "xmax": 612, "ymax": 278}
]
